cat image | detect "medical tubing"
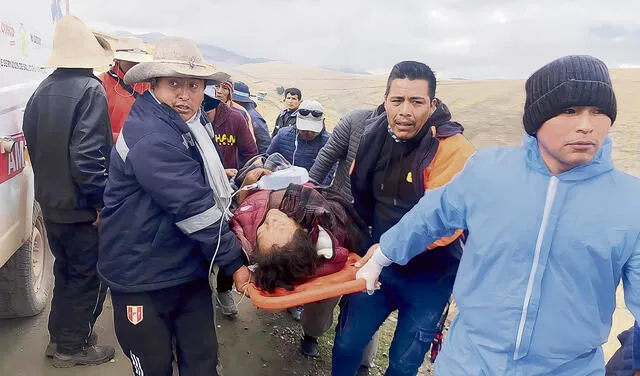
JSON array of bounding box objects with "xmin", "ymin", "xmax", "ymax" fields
[{"xmin": 208, "ymin": 187, "xmax": 249, "ymax": 286}]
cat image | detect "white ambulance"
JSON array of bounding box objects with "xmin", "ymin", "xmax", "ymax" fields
[{"xmin": 0, "ymin": 0, "xmax": 69, "ymax": 317}]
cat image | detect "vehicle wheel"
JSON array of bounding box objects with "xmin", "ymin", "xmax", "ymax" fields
[{"xmin": 0, "ymin": 202, "xmax": 53, "ymax": 318}]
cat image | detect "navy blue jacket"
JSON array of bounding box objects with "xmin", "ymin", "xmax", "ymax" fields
[
  {"xmin": 606, "ymin": 322, "xmax": 640, "ymax": 375},
  {"xmin": 266, "ymin": 126, "xmax": 334, "ymax": 185},
  {"xmin": 239, "ymin": 102, "xmax": 271, "ymax": 155},
  {"xmin": 98, "ymin": 92, "xmax": 244, "ymax": 293}
]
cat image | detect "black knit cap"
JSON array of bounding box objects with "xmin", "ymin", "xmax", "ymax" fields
[{"xmin": 523, "ymin": 55, "xmax": 617, "ymax": 135}]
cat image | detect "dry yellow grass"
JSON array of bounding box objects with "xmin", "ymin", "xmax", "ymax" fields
[{"xmin": 227, "ymin": 62, "xmax": 640, "ymax": 360}]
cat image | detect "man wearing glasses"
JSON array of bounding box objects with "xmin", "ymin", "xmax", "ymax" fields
[{"xmin": 267, "ymin": 99, "xmax": 334, "ymax": 185}]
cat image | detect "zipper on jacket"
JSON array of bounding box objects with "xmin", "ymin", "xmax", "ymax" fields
[{"xmin": 513, "ymin": 176, "xmax": 558, "ymax": 360}]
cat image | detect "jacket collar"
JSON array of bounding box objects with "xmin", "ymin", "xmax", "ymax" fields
[
  {"xmin": 281, "ymin": 108, "xmax": 298, "ymax": 117},
  {"xmin": 53, "ymin": 68, "xmax": 101, "ymax": 83},
  {"xmin": 141, "ymin": 90, "xmax": 191, "ymax": 134},
  {"xmin": 109, "ymin": 63, "xmax": 126, "ymax": 80},
  {"xmin": 523, "ymin": 134, "xmax": 614, "ymax": 181}
]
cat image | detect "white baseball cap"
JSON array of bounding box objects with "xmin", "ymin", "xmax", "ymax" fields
[{"xmin": 296, "ymin": 100, "xmax": 324, "ymax": 133}]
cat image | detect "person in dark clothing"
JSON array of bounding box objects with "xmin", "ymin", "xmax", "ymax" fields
[
  {"xmin": 332, "ymin": 61, "xmax": 475, "ymax": 376},
  {"xmin": 233, "ymin": 81, "xmax": 272, "ymax": 154},
  {"xmin": 606, "ymin": 322, "xmax": 640, "ymax": 376},
  {"xmin": 309, "ymin": 105, "xmax": 385, "ymax": 201},
  {"xmin": 203, "ymin": 87, "xmax": 258, "ymax": 169},
  {"xmin": 22, "ymin": 15, "xmax": 115, "ymax": 368},
  {"xmin": 98, "ymin": 37, "xmax": 251, "ymax": 376},
  {"xmin": 273, "ymin": 87, "xmax": 302, "ymax": 136},
  {"xmin": 267, "ymin": 99, "xmax": 334, "ymax": 185}
]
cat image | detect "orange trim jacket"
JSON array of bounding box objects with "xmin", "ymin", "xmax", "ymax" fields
[
  {"xmin": 423, "ymin": 131, "xmax": 475, "ymax": 249},
  {"xmin": 100, "ymin": 64, "xmax": 150, "ymax": 141},
  {"xmin": 350, "ymin": 115, "xmax": 475, "ymax": 251}
]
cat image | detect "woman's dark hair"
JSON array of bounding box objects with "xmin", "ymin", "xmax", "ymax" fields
[
  {"xmin": 253, "ymin": 228, "xmax": 320, "ymax": 293},
  {"xmin": 284, "ymin": 87, "xmax": 302, "ymax": 100},
  {"xmin": 385, "ymin": 61, "xmax": 436, "ymax": 99}
]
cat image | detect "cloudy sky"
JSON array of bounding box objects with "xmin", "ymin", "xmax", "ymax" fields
[{"xmin": 71, "ymin": 0, "xmax": 640, "ymax": 79}]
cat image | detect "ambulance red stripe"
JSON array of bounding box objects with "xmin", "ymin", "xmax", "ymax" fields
[{"xmin": 0, "ymin": 132, "xmax": 26, "ymax": 184}]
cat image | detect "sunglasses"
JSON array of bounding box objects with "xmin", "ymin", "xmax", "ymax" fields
[{"xmin": 298, "ymin": 109, "xmax": 323, "ymax": 118}]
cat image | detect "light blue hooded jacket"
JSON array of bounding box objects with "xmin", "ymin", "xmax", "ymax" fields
[{"xmin": 379, "ymin": 134, "xmax": 640, "ymax": 375}]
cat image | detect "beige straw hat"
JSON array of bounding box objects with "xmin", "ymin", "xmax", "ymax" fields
[
  {"xmin": 113, "ymin": 37, "xmax": 152, "ymax": 63},
  {"xmin": 46, "ymin": 15, "xmax": 113, "ymax": 69},
  {"xmin": 124, "ymin": 37, "xmax": 229, "ymax": 85}
]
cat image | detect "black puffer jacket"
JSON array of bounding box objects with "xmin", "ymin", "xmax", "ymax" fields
[
  {"xmin": 23, "ymin": 69, "xmax": 112, "ymax": 223},
  {"xmin": 272, "ymin": 108, "xmax": 298, "ymax": 137}
]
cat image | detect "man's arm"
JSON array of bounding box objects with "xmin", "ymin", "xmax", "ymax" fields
[
  {"xmin": 377, "ymin": 164, "xmax": 470, "ymax": 265},
  {"xmin": 69, "ymin": 86, "xmax": 113, "ymax": 209},
  {"xmin": 623, "ymin": 237, "xmax": 640, "ymax": 336},
  {"xmin": 632, "ymin": 321, "xmax": 640, "ymax": 374},
  {"xmin": 356, "ymin": 160, "xmax": 473, "ymax": 291},
  {"xmin": 235, "ymin": 115, "xmax": 258, "ymax": 166},
  {"xmin": 251, "ymin": 115, "xmax": 272, "ymax": 154},
  {"xmin": 128, "ymin": 134, "xmax": 244, "ymax": 276},
  {"xmin": 309, "ymin": 114, "xmax": 351, "ymax": 184},
  {"xmin": 272, "ymin": 113, "xmax": 282, "ymax": 138},
  {"xmin": 266, "ymin": 131, "xmax": 281, "ymax": 155}
]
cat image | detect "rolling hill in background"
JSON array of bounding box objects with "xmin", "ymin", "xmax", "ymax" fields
[{"xmin": 226, "ymin": 62, "xmax": 640, "ymax": 181}]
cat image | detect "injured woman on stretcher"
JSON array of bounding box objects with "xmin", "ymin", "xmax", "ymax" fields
[{"xmin": 229, "ymin": 157, "xmax": 369, "ymax": 294}]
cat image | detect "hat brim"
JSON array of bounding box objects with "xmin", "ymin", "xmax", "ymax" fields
[
  {"xmin": 114, "ymin": 51, "xmax": 153, "ymax": 63},
  {"xmin": 232, "ymin": 93, "xmax": 255, "ymax": 104},
  {"xmin": 124, "ymin": 61, "xmax": 230, "ymax": 85},
  {"xmin": 296, "ymin": 116, "xmax": 323, "ymax": 133}
]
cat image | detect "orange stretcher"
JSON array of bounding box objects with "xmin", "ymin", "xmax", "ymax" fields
[{"xmin": 247, "ymin": 253, "xmax": 366, "ymax": 310}]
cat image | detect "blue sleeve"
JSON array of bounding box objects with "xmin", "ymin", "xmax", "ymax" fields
[
  {"xmin": 633, "ymin": 321, "xmax": 640, "ymax": 370},
  {"xmin": 266, "ymin": 131, "xmax": 280, "ymax": 155},
  {"xmin": 253, "ymin": 122, "xmax": 271, "ymax": 155},
  {"xmin": 128, "ymin": 134, "xmax": 244, "ymax": 276},
  {"xmin": 310, "ymin": 118, "xmax": 350, "ymax": 184},
  {"xmin": 624, "ymin": 235, "xmax": 640, "ymax": 327},
  {"xmin": 379, "ymin": 155, "xmax": 473, "ymax": 265}
]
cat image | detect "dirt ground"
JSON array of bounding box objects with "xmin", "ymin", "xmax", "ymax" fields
[
  {"xmin": 0, "ymin": 291, "xmax": 437, "ymax": 376},
  {"xmin": 0, "ymin": 288, "xmax": 631, "ymax": 376}
]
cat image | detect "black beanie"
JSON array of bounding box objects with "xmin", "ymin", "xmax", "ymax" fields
[{"xmin": 523, "ymin": 55, "xmax": 617, "ymax": 135}]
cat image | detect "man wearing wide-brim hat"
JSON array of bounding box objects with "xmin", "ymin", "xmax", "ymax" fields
[
  {"xmin": 22, "ymin": 15, "xmax": 115, "ymax": 368},
  {"xmin": 99, "ymin": 37, "xmax": 152, "ymax": 140},
  {"xmin": 232, "ymin": 81, "xmax": 272, "ymax": 154},
  {"xmin": 98, "ymin": 36, "xmax": 251, "ymax": 375}
]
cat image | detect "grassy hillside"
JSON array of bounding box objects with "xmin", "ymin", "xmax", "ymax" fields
[{"xmin": 229, "ymin": 63, "xmax": 640, "ymax": 177}]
